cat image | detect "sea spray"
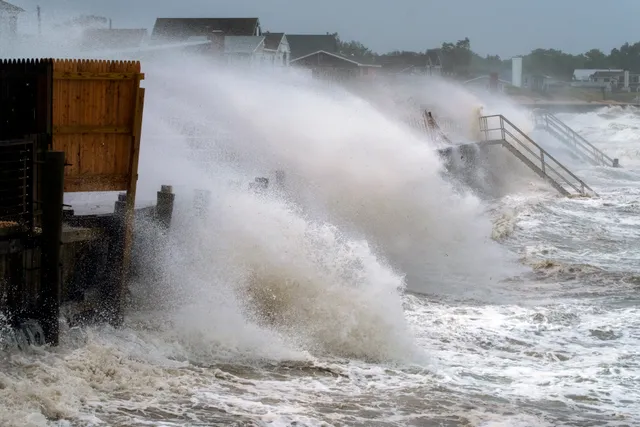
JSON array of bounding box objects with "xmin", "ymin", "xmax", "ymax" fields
[
  {"xmin": 140, "ymin": 56, "xmax": 524, "ymax": 296},
  {"xmin": 126, "ymin": 171, "xmax": 418, "ymax": 363}
]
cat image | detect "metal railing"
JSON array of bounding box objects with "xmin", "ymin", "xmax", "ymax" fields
[
  {"xmin": 479, "ymin": 115, "xmax": 597, "ymax": 197},
  {"xmin": 405, "ymin": 110, "xmax": 462, "ymax": 144},
  {"xmin": 532, "ymin": 109, "xmax": 618, "ymax": 167}
]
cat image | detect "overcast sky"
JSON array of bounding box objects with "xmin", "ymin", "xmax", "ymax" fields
[{"xmin": 12, "ymin": 0, "xmax": 640, "ymax": 58}]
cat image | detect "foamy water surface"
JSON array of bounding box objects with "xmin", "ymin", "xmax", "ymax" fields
[{"xmin": 1, "ymin": 64, "xmax": 639, "ymax": 427}]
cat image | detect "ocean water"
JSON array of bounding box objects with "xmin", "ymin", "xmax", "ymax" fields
[{"xmin": 1, "ymin": 64, "xmax": 639, "ymax": 427}]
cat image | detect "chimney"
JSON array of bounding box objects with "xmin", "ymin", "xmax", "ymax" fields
[
  {"xmin": 511, "ymin": 56, "xmax": 523, "ymax": 88},
  {"xmin": 624, "ymin": 70, "xmax": 630, "ymax": 91}
]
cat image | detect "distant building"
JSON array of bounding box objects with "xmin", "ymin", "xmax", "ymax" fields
[
  {"xmin": 591, "ymin": 70, "xmax": 624, "ymax": 85},
  {"xmin": 573, "ymin": 68, "xmax": 623, "ymax": 82},
  {"xmin": 572, "ymin": 69, "xmax": 640, "ymax": 91},
  {"xmin": 287, "ymin": 34, "xmax": 380, "ymax": 80},
  {"xmin": 287, "ymin": 34, "xmax": 339, "ymax": 61},
  {"xmin": 150, "ymin": 18, "xmax": 262, "ymax": 43},
  {"xmin": 223, "ymin": 35, "xmax": 266, "ymax": 65},
  {"xmin": 463, "ymin": 74, "xmax": 512, "ymax": 93},
  {"xmin": 0, "ymin": 0, "xmax": 23, "ymax": 42},
  {"xmin": 377, "ymin": 50, "xmax": 442, "ymax": 76},
  {"xmin": 524, "ymin": 74, "xmax": 554, "ymax": 92},
  {"xmin": 263, "ymin": 32, "xmax": 291, "ymax": 66},
  {"xmin": 426, "ymin": 49, "xmax": 443, "ymax": 75},
  {"xmin": 291, "ymin": 50, "xmax": 380, "ymax": 81},
  {"xmin": 148, "ymin": 18, "xmax": 291, "ymax": 66}
]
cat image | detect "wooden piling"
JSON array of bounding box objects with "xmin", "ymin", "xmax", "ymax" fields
[
  {"xmin": 40, "ymin": 151, "xmax": 65, "ymax": 346},
  {"xmin": 156, "ymin": 185, "xmax": 175, "ymax": 230},
  {"xmin": 114, "ymin": 193, "xmax": 127, "ymax": 217}
]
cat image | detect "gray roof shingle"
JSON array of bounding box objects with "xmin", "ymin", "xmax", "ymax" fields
[
  {"xmin": 287, "ymin": 34, "xmax": 338, "ymax": 60},
  {"xmin": 264, "ymin": 32, "xmax": 284, "ymax": 50},
  {"xmin": 0, "ymin": 0, "xmax": 24, "ymax": 13},
  {"xmin": 151, "ymin": 18, "xmax": 260, "ymax": 41}
]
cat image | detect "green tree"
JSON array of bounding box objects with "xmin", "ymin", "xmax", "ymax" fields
[
  {"xmin": 583, "ymin": 49, "xmax": 609, "ymax": 69},
  {"xmin": 330, "ymin": 32, "xmax": 375, "ymax": 58},
  {"xmin": 440, "ymin": 37, "xmax": 472, "ymax": 76},
  {"xmin": 522, "ymin": 48, "xmax": 583, "ymax": 79}
]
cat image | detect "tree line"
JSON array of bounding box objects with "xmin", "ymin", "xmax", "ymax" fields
[{"xmin": 332, "ymin": 33, "xmax": 640, "ymax": 80}]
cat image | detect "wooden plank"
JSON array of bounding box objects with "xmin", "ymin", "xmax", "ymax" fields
[
  {"xmin": 53, "ymin": 72, "xmax": 145, "ymax": 80},
  {"xmin": 63, "ymin": 174, "xmax": 128, "ymax": 192},
  {"xmin": 53, "ymin": 126, "xmax": 132, "ymax": 134},
  {"xmin": 61, "ymin": 225, "xmax": 101, "ymax": 244}
]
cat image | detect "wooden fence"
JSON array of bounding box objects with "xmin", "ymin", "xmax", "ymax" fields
[{"xmin": 52, "ymin": 59, "xmax": 145, "ymax": 195}]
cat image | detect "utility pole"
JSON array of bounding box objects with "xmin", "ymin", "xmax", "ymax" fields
[{"xmin": 37, "ymin": 6, "xmax": 41, "ymax": 35}]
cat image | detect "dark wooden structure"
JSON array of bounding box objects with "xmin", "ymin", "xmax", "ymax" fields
[{"xmin": 0, "ymin": 58, "xmax": 157, "ymax": 347}]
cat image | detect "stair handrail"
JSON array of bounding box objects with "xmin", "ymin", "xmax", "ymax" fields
[
  {"xmin": 480, "ymin": 114, "xmax": 597, "ymax": 196},
  {"xmin": 534, "ymin": 110, "xmax": 616, "ymax": 166},
  {"xmin": 545, "ymin": 114, "xmax": 611, "ymax": 161},
  {"xmin": 499, "ymin": 115, "xmax": 595, "ymax": 196},
  {"xmin": 544, "ymin": 120, "xmax": 606, "ymax": 165}
]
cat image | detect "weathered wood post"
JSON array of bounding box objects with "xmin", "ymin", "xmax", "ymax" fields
[
  {"xmin": 40, "ymin": 151, "xmax": 65, "ymax": 346},
  {"xmin": 100, "ymin": 192, "xmax": 128, "ymax": 327},
  {"xmin": 193, "ymin": 189, "xmax": 211, "ymax": 219},
  {"xmin": 114, "ymin": 193, "xmax": 127, "ymax": 217},
  {"xmin": 156, "ymin": 185, "xmax": 175, "ymax": 230}
]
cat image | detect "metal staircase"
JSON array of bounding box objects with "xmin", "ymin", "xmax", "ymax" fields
[
  {"xmin": 532, "ymin": 109, "xmax": 619, "ymax": 168},
  {"xmin": 478, "ymin": 115, "xmax": 598, "ymax": 197}
]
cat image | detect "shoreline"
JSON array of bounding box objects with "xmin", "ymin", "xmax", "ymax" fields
[{"xmin": 511, "ymin": 97, "xmax": 638, "ymax": 113}]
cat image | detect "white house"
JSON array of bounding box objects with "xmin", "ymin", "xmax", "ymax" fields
[
  {"xmin": 223, "ymin": 34, "xmax": 292, "ymax": 67},
  {"xmin": 263, "ymin": 32, "xmax": 290, "ymax": 66},
  {"xmin": 463, "ymin": 74, "xmax": 512, "ymax": 93},
  {"xmin": 0, "ymin": 0, "xmax": 23, "ymax": 42},
  {"xmin": 573, "ymin": 68, "xmax": 623, "ymax": 82},
  {"xmin": 223, "ymin": 35, "xmax": 266, "ymax": 66}
]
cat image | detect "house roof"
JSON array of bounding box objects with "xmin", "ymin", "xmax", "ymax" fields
[
  {"xmin": 378, "ymin": 54, "xmax": 429, "ymax": 69},
  {"xmin": 287, "ymin": 34, "xmax": 338, "ymax": 60},
  {"xmin": 224, "ymin": 36, "xmax": 265, "ymax": 54},
  {"xmin": 573, "ymin": 68, "xmax": 622, "ymax": 81},
  {"xmin": 463, "ymin": 75, "xmax": 512, "ymax": 85},
  {"xmin": 0, "ymin": 0, "xmax": 24, "ymax": 13},
  {"xmin": 592, "ymin": 70, "xmax": 625, "ymax": 78},
  {"xmin": 291, "ymin": 50, "xmax": 381, "ymax": 67},
  {"xmin": 263, "ymin": 32, "xmax": 285, "ymax": 50},
  {"xmin": 81, "ymin": 28, "xmax": 148, "ymax": 50},
  {"xmin": 151, "ymin": 18, "xmax": 260, "ymax": 41}
]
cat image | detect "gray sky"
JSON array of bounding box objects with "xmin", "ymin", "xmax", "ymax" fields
[{"xmin": 13, "ymin": 0, "xmax": 640, "ymax": 58}]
